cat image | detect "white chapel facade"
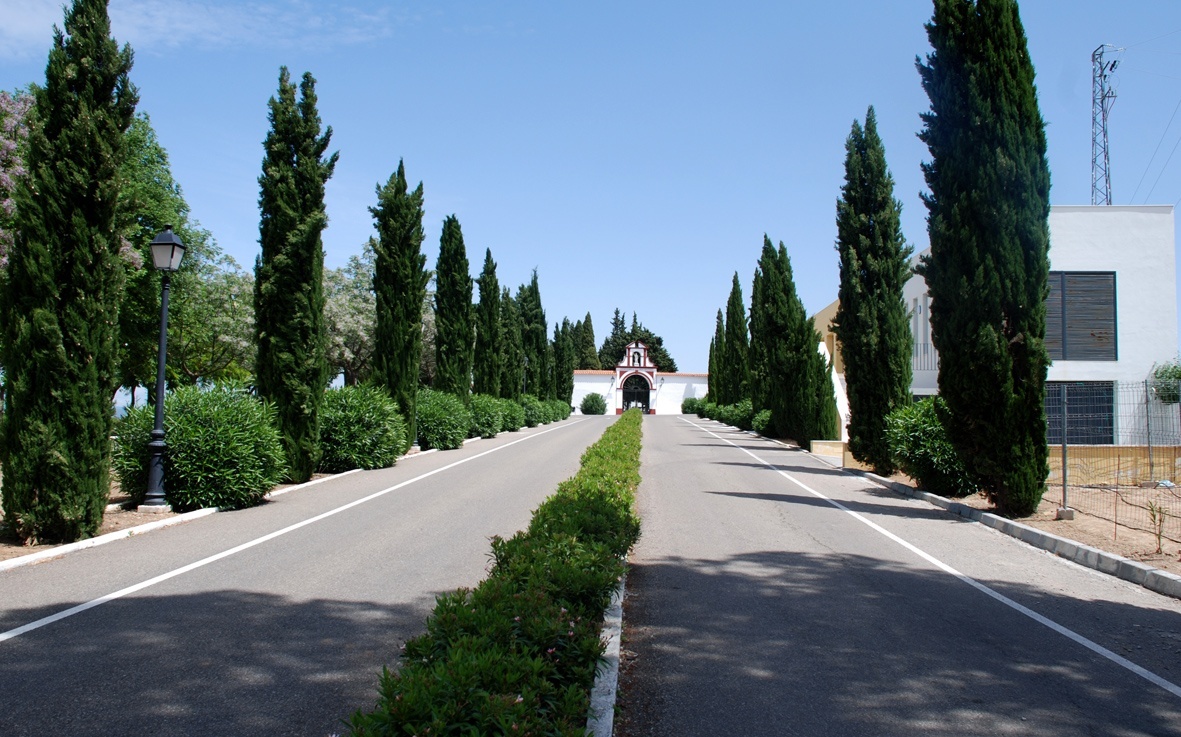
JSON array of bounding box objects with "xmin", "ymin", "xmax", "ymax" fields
[{"xmin": 571, "ymin": 341, "xmax": 709, "ymax": 414}]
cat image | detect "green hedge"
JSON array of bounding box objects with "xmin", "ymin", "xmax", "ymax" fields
[
  {"xmin": 113, "ymin": 385, "xmax": 286, "ymax": 511},
  {"xmin": 320, "ymin": 386, "xmax": 409, "ymax": 472},
  {"xmin": 752, "ymin": 408, "xmax": 772, "ymax": 435},
  {"xmin": 498, "ymin": 398, "xmax": 525, "ymax": 432},
  {"xmin": 469, "ymin": 393, "xmax": 504, "ymax": 439},
  {"xmin": 681, "ymin": 396, "xmax": 703, "ymax": 414},
  {"xmin": 545, "ymin": 399, "xmax": 572, "ymax": 423},
  {"xmin": 580, "ymin": 392, "xmax": 607, "ymax": 415},
  {"xmin": 417, "ymin": 388, "xmax": 472, "ymax": 450},
  {"xmin": 520, "ymin": 394, "xmax": 544, "ymax": 427},
  {"xmin": 885, "ymin": 397, "xmax": 978, "ymax": 498},
  {"xmin": 348, "ymin": 410, "xmax": 643, "ymax": 736}
]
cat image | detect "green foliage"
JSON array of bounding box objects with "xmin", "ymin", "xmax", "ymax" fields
[
  {"xmin": 553, "ymin": 319, "xmax": 576, "ymax": 405},
  {"xmin": 574, "ymin": 312, "xmax": 601, "ymax": 369},
  {"xmin": 1151, "ymin": 358, "xmax": 1181, "ymax": 404},
  {"xmin": 545, "ymin": 399, "xmax": 572, "ymax": 423},
  {"xmin": 497, "ymin": 289, "xmax": 525, "ymax": 402},
  {"xmin": 372, "ymin": 160, "xmax": 429, "ymax": 445},
  {"xmin": 811, "ymin": 343, "xmax": 841, "ymax": 443},
  {"xmin": 918, "ymin": 0, "xmax": 1050, "ymax": 516},
  {"xmin": 0, "ymin": 0, "xmax": 137, "ymax": 543},
  {"xmin": 708, "ymin": 309, "xmax": 724, "ymax": 400},
  {"xmin": 472, "ymin": 249, "xmax": 501, "ymax": 396},
  {"xmin": 597, "ymin": 309, "xmax": 679, "ymax": 372},
  {"xmin": 497, "ymin": 398, "xmax": 525, "ymax": 432},
  {"xmin": 254, "ymin": 67, "xmax": 337, "ymax": 483},
  {"xmin": 469, "ymin": 393, "xmax": 503, "ymax": 439},
  {"xmin": 581, "ymin": 392, "xmax": 608, "ymax": 415},
  {"xmin": 113, "ymin": 385, "xmax": 286, "ymax": 512},
  {"xmin": 324, "ymin": 242, "xmax": 376, "ymax": 386},
  {"xmin": 752, "ymin": 409, "xmax": 773, "ymax": 435},
  {"xmin": 832, "ymin": 106, "xmax": 914, "ymax": 475},
  {"xmin": 718, "ymin": 399, "xmax": 754, "ymax": 431},
  {"xmin": 520, "ymin": 394, "xmax": 544, "ymax": 427},
  {"xmin": 320, "ymin": 386, "xmax": 408, "ymax": 472},
  {"xmin": 416, "ymin": 388, "xmax": 472, "ymax": 451},
  {"xmin": 885, "ymin": 397, "xmax": 979, "ymax": 499},
  {"xmin": 348, "ymin": 410, "xmax": 642, "ymax": 736},
  {"xmin": 699, "ymin": 401, "xmax": 716, "ymax": 419},
  {"xmin": 517, "ymin": 272, "xmax": 550, "ymax": 400},
  {"xmin": 434, "ymin": 215, "xmax": 473, "ymax": 399},
  {"xmin": 681, "ymin": 397, "xmax": 702, "ymax": 415}
]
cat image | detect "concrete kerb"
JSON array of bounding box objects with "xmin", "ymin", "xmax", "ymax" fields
[
  {"xmin": 586, "ymin": 574, "xmax": 626, "ymax": 737},
  {"xmin": 692, "ymin": 420, "xmax": 1181, "ymax": 602}
]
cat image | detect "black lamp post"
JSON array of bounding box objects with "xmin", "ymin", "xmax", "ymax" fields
[{"xmin": 139, "ymin": 225, "xmax": 186, "ymax": 511}]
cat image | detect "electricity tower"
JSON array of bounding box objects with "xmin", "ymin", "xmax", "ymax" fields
[{"xmin": 1092, "ymin": 44, "xmax": 1121, "ymax": 205}]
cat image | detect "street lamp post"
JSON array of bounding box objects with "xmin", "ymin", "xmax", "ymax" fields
[{"xmin": 139, "ymin": 225, "xmax": 186, "ymax": 512}]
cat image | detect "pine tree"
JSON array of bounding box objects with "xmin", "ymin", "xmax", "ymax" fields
[
  {"xmin": 577, "ymin": 311, "xmax": 601, "ymax": 369},
  {"xmin": 372, "ymin": 160, "xmax": 428, "ymax": 445},
  {"xmin": 498, "ymin": 288, "xmax": 524, "ymax": 400},
  {"xmin": 434, "ymin": 215, "xmax": 473, "ymax": 400},
  {"xmin": 2, "ymin": 0, "xmax": 137, "ymax": 542},
  {"xmin": 918, "ymin": 0, "xmax": 1050, "ymax": 515},
  {"xmin": 472, "ymin": 248, "xmax": 501, "ymax": 396},
  {"xmin": 254, "ymin": 68, "xmax": 336, "ymax": 482},
  {"xmin": 721, "ymin": 274, "xmax": 750, "ymax": 405},
  {"xmin": 832, "ymin": 106, "xmax": 914, "ymax": 474}
]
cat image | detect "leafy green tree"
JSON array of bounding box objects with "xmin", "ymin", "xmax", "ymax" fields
[
  {"xmin": 576, "ymin": 312, "xmax": 601, "ymax": 369},
  {"xmin": 434, "ymin": 215, "xmax": 473, "ymax": 399},
  {"xmin": 720, "ymin": 274, "xmax": 750, "ymax": 405},
  {"xmin": 473, "ymin": 248, "xmax": 501, "ymax": 396},
  {"xmin": 918, "ymin": 0, "xmax": 1050, "ymax": 515},
  {"xmin": 597, "ymin": 309, "xmax": 679, "ymax": 372},
  {"xmin": 498, "ymin": 287, "xmax": 524, "ymax": 401},
  {"xmin": 1, "ymin": 0, "xmax": 137, "ymax": 542},
  {"xmin": 254, "ymin": 67, "xmax": 337, "ymax": 483},
  {"xmin": 325, "ymin": 240, "xmax": 375, "ymax": 386},
  {"xmin": 372, "ymin": 160, "xmax": 428, "ymax": 444},
  {"xmin": 832, "ymin": 106, "xmax": 914, "ymax": 474}
]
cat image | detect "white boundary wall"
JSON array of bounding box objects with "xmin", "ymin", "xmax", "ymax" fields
[{"xmin": 572, "ymin": 371, "xmax": 709, "ymax": 414}]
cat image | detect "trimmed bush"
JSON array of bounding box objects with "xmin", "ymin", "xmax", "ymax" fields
[
  {"xmin": 319, "ymin": 386, "xmax": 409, "ymax": 473},
  {"xmin": 348, "ymin": 410, "xmax": 643, "ymax": 736},
  {"xmin": 113, "ymin": 385, "xmax": 286, "ymax": 512},
  {"xmin": 700, "ymin": 401, "xmax": 717, "ymax": 420},
  {"xmin": 580, "ymin": 392, "xmax": 607, "ymax": 415},
  {"xmin": 417, "ymin": 388, "xmax": 472, "ymax": 450},
  {"xmin": 681, "ymin": 396, "xmax": 702, "ymax": 414},
  {"xmin": 498, "ymin": 398, "xmax": 525, "ymax": 432},
  {"xmin": 546, "ymin": 399, "xmax": 572, "ymax": 422},
  {"xmin": 752, "ymin": 409, "xmax": 772, "ymax": 435},
  {"xmin": 521, "ymin": 394, "xmax": 544, "ymax": 427},
  {"xmin": 885, "ymin": 397, "xmax": 978, "ymax": 498},
  {"xmin": 469, "ymin": 393, "xmax": 503, "ymax": 439}
]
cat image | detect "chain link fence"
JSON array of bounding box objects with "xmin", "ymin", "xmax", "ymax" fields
[{"xmin": 1047, "ymin": 380, "xmax": 1181, "ymax": 543}]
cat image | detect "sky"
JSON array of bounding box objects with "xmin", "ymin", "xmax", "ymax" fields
[{"xmin": 2, "ymin": 1, "xmax": 1181, "ymax": 373}]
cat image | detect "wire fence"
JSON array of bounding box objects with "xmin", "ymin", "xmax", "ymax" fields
[{"xmin": 1046, "ymin": 380, "xmax": 1181, "ymax": 543}]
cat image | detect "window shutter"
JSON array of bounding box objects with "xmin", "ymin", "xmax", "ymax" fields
[
  {"xmin": 1064, "ymin": 273, "xmax": 1116, "ymax": 360},
  {"xmin": 1046, "ymin": 273, "xmax": 1064, "ymax": 360}
]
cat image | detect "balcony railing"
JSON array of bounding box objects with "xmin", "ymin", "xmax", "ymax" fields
[{"xmin": 913, "ymin": 342, "xmax": 939, "ymax": 372}]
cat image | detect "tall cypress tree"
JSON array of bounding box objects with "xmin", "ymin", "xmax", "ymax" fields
[
  {"xmin": 497, "ymin": 288, "xmax": 524, "ymax": 401},
  {"xmin": 254, "ymin": 67, "xmax": 337, "ymax": 482},
  {"xmin": 553, "ymin": 318, "xmax": 576, "ymax": 404},
  {"xmin": 1, "ymin": 0, "xmax": 136, "ymax": 542},
  {"xmin": 708, "ymin": 309, "xmax": 724, "ymax": 401},
  {"xmin": 372, "ymin": 160, "xmax": 428, "ymax": 444},
  {"xmin": 577, "ymin": 312, "xmax": 601, "ymax": 369},
  {"xmin": 472, "ymin": 248, "xmax": 501, "ymax": 396},
  {"xmin": 598, "ymin": 308, "xmax": 628, "ymax": 368},
  {"xmin": 918, "ymin": 0, "xmax": 1050, "ymax": 515},
  {"xmin": 832, "ymin": 106, "xmax": 914, "ymax": 474},
  {"xmin": 749, "ymin": 262, "xmax": 768, "ymax": 412},
  {"xmin": 434, "ymin": 215, "xmax": 473, "ymax": 399},
  {"xmin": 721, "ymin": 273, "xmax": 750, "ymax": 405},
  {"xmin": 517, "ymin": 271, "xmax": 547, "ymax": 397}
]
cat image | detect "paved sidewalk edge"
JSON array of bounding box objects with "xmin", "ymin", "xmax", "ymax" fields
[
  {"xmin": 586, "ymin": 574, "xmax": 626, "ymax": 737},
  {"xmin": 692, "ymin": 419, "xmax": 1181, "ymax": 602}
]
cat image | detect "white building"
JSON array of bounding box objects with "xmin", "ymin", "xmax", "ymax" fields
[
  {"xmin": 571, "ymin": 341, "xmax": 708, "ymax": 414},
  {"xmin": 819, "ymin": 204, "xmax": 1178, "ymax": 444}
]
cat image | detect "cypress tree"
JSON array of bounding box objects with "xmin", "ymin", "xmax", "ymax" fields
[
  {"xmin": 517, "ymin": 271, "xmax": 547, "ymax": 397},
  {"xmin": 1, "ymin": 0, "xmax": 137, "ymax": 542},
  {"xmin": 832, "ymin": 106, "xmax": 914, "ymax": 474},
  {"xmin": 553, "ymin": 318, "xmax": 576, "ymax": 405},
  {"xmin": 372, "ymin": 160, "xmax": 428, "ymax": 445},
  {"xmin": 708, "ymin": 309, "xmax": 724, "ymax": 401},
  {"xmin": 809, "ymin": 321, "xmax": 841, "ymax": 443},
  {"xmin": 577, "ymin": 312, "xmax": 601, "ymax": 369},
  {"xmin": 749, "ymin": 262, "xmax": 768, "ymax": 412},
  {"xmin": 254, "ymin": 68, "xmax": 337, "ymax": 483},
  {"xmin": 721, "ymin": 273, "xmax": 750, "ymax": 405},
  {"xmin": 472, "ymin": 248, "xmax": 501, "ymax": 396},
  {"xmin": 918, "ymin": 0, "xmax": 1050, "ymax": 515},
  {"xmin": 498, "ymin": 288, "xmax": 524, "ymax": 400},
  {"xmin": 433, "ymin": 215, "xmax": 473, "ymax": 399},
  {"xmin": 598, "ymin": 308, "xmax": 628, "ymax": 368}
]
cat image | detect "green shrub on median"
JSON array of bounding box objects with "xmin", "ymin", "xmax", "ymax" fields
[
  {"xmin": 113, "ymin": 385, "xmax": 286, "ymax": 512},
  {"xmin": 469, "ymin": 393, "xmax": 504, "ymax": 439},
  {"xmin": 520, "ymin": 394, "xmax": 544, "ymax": 427},
  {"xmin": 498, "ymin": 398, "xmax": 525, "ymax": 432},
  {"xmin": 348, "ymin": 409, "xmax": 643, "ymax": 736},
  {"xmin": 320, "ymin": 386, "xmax": 409, "ymax": 472},
  {"xmin": 417, "ymin": 388, "xmax": 472, "ymax": 450}
]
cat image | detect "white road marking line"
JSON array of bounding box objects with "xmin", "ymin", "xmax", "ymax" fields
[
  {"xmin": 0, "ymin": 420, "xmax": 586, "ymax": 644},
  {"xmin": 680, "ymin": 417, "xmax": 1181, "ymax": 700}
]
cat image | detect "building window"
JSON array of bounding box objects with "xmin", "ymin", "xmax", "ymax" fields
[
  {"xmin": 1045, "ymin": 381, "xmax": 1114, "ymax": 445},
  {"xmin": 1045, "ymin": 271, "xmax": 1116, "ymax": 361}
]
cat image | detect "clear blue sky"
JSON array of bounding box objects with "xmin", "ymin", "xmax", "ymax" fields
[{"xmin": 3, "ymin": 1, "xmax": 1181, "ymax": 373}]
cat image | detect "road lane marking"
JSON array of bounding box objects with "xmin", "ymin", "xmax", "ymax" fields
[
  {"xmin": 681, "ymin": 417, "xmax": 1181, "ymax": 700},
  {"xmin": 0, "ymin": 419, "xmax": 588, "ymax": 644}
]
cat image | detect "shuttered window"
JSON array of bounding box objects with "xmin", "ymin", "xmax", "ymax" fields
[{"xmin": 1045, "ymin": 272, "xmax": 1116, "ymax": 361}]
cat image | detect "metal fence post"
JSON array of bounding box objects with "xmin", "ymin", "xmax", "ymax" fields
[
  {"xmin": 1145, "ymin": 379, "xmax": 1155, "ymax": 482},
  {"xmin": 1061, "ymin": 383, "xmax": 1069, "ymax": 510}
]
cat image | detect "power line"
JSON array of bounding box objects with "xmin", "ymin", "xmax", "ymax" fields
[{"xmin": 1131, "ymin": 96, "xmax": 1181, "ymax": 203}]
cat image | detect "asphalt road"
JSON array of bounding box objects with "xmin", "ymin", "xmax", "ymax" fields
[
  {"xmin": 0, "ymin": 415, "xmax": 616, "ymax": 737},
  {"xmin": 619, "ymin": 415, "xmax": 1181, "ymax": 737}
]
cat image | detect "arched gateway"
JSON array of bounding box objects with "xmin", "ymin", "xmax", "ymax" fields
[
  {"xmin": 571, "ymin": 340, "xmax": 708, "ymax": 415},
  {"xmin": 615, "ymin": 341, "xmax": 657, "ymax": 414}
]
